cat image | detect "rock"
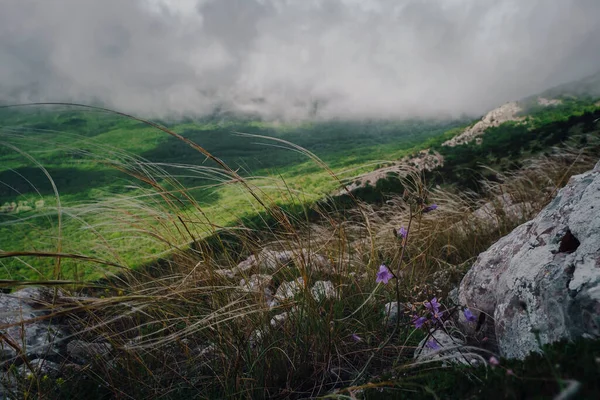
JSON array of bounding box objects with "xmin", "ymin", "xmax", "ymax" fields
[
  {"xmin": 447, "ymin": 287, "xmax": 459, "ymax": 306},
  {"xmin": 402, "ymin": 149, "xmax": 444, "ymax": 172},
  {"xmin": 240, "ymin": 274, "xmax": 274, "ymax": 304},
  {"xmin": 295, "ymin": 249, "xmax": 332, "ymax": 273},
  {"xmin": 0, "ymin": 288, "xmax": 67, "ymax": 363},
  {"xmin": 336, "ymin": 149, "xmax": 444, "ymax": 195},
  {"xmin": 17, "ymin": 358, "xmax": 61, "ymax": 378},
  {"xmin": 124, "ymin": 335, "xmax": 143, "ymax": 350},
  {"xmin": 349, "ymin": 271, "xmax": 369, "ymax": 281},
  {"xmin": 248, "ymin": 329, "xmax": 264, "ymax": 349},
  {"xmin": 255, "ymin": 248, "xmax": 332, "ymax": 274},
  {"xmin": 273, "ymin": 277, "xmax": 305, "ymax": 303},
  {"xmin": 214, "ymin": 269, "xmax": 235, "ymax": 279},
  {"xmin": 196, "ymin": 343, "xmax": 217, "ymax": 359},
  {"xmin": 458, "ymin": 161, "xmax": 600, "ymax": 359},
  {"xmin": 443, "ymin": 102, "xmax": 524, "ymax": 147},
  {"xmin": 233, "ymin": 255, "xmax": 257, "ymax": 274},
  {"xmin": 414, "ymin": 329, "xmax": 479, "ymax": 366},
  {"xmin": 67, "ymin": 340, "xmax": 112, "ymax": 364},
  {"xmin": 383, "ymin": 302, "xmax": 405, "ymax": 325},
  {"xmin": 310, "ymin": 281, "xmax": 336, "ymax": 302},
  {"xmin": 258, "ymin": 249, "xmax": 294, "ymax": 272},
  {"xmin": 431, "ymin": 264, "xmax": 469, "ymax": 289},
  {"xmin": 239, "ymin": 274, "xmax": 273, "ymax": 293},
  {"xmin": 503, "ymin": 202, "xmax": 533, "ymax": 221},
  {"xmin": 310, "ymin": 281, "xmax": 336, "ymax": 301},
  {"xmin": 270, "ymin": 312, "xmax": 290, "ymax": 328},
  {"xmin": 213, "ymin": 255, "xmax": 258, "ymax": 279},
  {"xmin": 537, "ymin": 97, "xmax": 562, "ymax": 106}
]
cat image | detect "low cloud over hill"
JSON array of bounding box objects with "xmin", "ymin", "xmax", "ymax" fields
[{"xmin": 1, "ymin": 0, "xmax": 600, "ymax": 119}]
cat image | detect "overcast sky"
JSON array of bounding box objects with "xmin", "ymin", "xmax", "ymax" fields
[{"xmin": 1, "ymin": 0, "xmax": 600, "ymax": 119}]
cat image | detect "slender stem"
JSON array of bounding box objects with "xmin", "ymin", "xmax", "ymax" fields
[
  {"xmin": 395, "ymin": 207, "xmax": 414, "ymax": 333},
  {"xmin": 351, "ymin": 206, "xmax": 415, "ymax": 386}
]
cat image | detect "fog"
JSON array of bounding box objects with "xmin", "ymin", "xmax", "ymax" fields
[{"xmin": 1, "ymin": 0, "xmax": 600, "ymax": 119}]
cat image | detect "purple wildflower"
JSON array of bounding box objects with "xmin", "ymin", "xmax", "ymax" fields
[
  {"xmin": 424, "ymin": 297, "xmax": 441, "ymax": 313},
  {"xmin": 423, "ymin": 204, "xmax": 438, "ymax": 213},
  {"xmin": 426, "ymin": 339, "xmax": 440, "ymax": 350},
  {"xmin": 397, "ymin": 226, "xmax": 407, "ymax": 239},
  {"xmin": 432, "ymin": 310, "xmax": 444, "ymax": 323},
  {"xmin": 351, "ymin": 333, "xmax": 362, "ymax": 342},
  {"xmin": 375, "ymin": 264, "xmax": 394, "ymax": 284},
  {"xmin": 412, "ymin": 315, "xmax": 427, "ymax": 329},
  {"xmin": 463, "ymin": 308, "xmax": 477, "ymax": 322},
  {"xmin": 489, "ymin": 356, "xmax": 500, "ymax": 366}
]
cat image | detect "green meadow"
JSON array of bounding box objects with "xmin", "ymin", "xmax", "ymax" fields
[
  {"xmin": 1, "ymin": 97, "xmax": 598, "ymax": 281},
  {"xmin": 1, "ymin": 98, "xmax": 600, "ymax": 400},
  {"xmin": 0, "ymin": 106, "xmax": 464, "ymax": 281}
]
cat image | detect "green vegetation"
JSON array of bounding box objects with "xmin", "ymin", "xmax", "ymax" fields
[
  {"xmin": 337, "ymin": 98, "xmax": 600, "ymax": 203},
  {"xmin": 2, "ymin": 98, "xmax": 599, "ymax": 281},
  {"xmin": 5, "ymin": 141, "xmax": 598, "ymax": 399},
  {"xmin": 0, "ymin": 106, "xmax": 464, "ymax": 281},
  {"xmin": 431, "ymin": 100, "xmax": 600, "ymax": 190},
  {"xmin": 1, "ymin": 93, "xmax": 600, "ymax": 399}
]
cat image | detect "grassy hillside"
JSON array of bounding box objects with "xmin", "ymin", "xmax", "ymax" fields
[
  {"xmin": 1, "ymin": 95, "xmax": 598, "ymax": 282},
  {"xmin": 6, "ymin": 109, "xmax": 599, "ymax": 399},
  {"xmin": 2, "ymin": 93, "xmax": 600, "ymax": 399},
  {"xmin": 336, "ymin": 97, "xmax": 600, "ymax": 204},
  {"xmin": 0, "ymin": 106, "xmax": 463, "ymax": 281}
]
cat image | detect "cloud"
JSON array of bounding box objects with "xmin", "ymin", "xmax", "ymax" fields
[{"xmin": 1, "ymin": 0, "xmax": 599, "ymax": 120}]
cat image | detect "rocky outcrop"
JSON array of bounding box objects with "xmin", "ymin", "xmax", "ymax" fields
[
  {"xmin": 443, "ymin": 102, "xmax": 523, "ymax": 147},
  {"xmin": 383, "ymin": 301, "xmax": 402, "ymax": 325},
  {"xmin": 458, "ymin": 160, "xmax": 600, "ymax": 359},
  {"xmin": 0, "ymin": 288, "xmax": 68, "ymax": 364},
  {"xmin": 0, "ymin": 288, "xmax": 117, "ymax": 371},
  {"xmin": 336, "ymin": 97, "xmax": 567, "ymax": 197},
  {"xmin": 0, "ymin": 288, "xmax": 105, "ymax": 396},
  {"xmin": 215, "ymin": 249, "xmax": 332, "ymax": 278},
  {"xmin": 537, "ymin": 97, "xmax": 562, "ymax": 106},
  {"xmin": 336, "ymin": 149, "xmax": 443, "ymax": 195},
  {"xmin": 402, "ymin": 149, "xmax": 444, "ymax": 171}
]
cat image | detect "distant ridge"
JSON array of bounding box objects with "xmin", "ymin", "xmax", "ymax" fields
[{"xmin": 533, "ymin": 69, "xmax": 600, "ymax": 99}]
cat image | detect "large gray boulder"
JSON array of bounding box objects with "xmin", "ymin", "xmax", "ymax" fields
[{"xmin": 458, "ymin": 161, "xmax": 600, "ymax": 359}]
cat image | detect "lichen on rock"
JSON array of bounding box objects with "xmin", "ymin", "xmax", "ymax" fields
[{"xmin": 458, "ymin": 160, "xmax": 600, "ymax": 359}]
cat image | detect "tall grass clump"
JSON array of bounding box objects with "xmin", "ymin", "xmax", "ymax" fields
[{"xmin": 1, "ymin": 105, "xmax": 599, "ymax": 399}]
